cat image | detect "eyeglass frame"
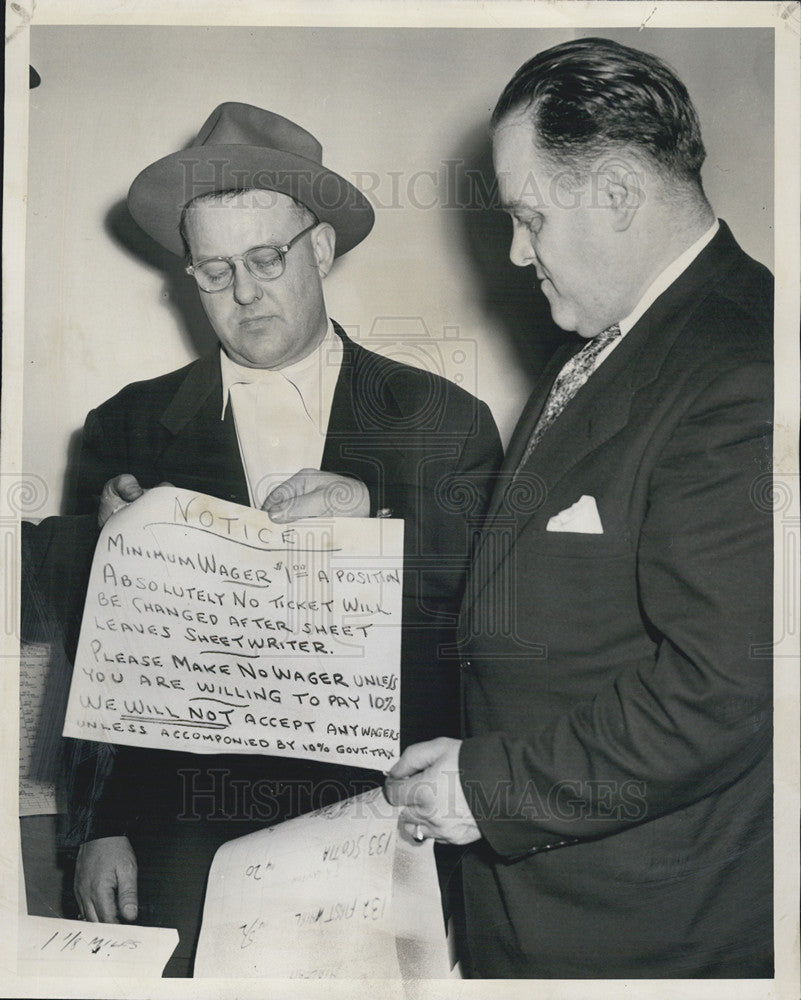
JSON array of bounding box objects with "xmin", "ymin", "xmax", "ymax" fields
[{"xmin": 184, "ymin": 219, "xmax": 319, "ymax": 292}]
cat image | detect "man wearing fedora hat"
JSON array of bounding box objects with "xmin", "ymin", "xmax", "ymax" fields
[{"xmin": 67, "ymin": 102, "xmax": 501, "ymax": 975}]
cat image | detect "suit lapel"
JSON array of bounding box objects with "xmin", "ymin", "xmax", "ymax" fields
[
  {"xmin": 321, "ymin": 323, "xmax": 407, "ymax": 508},
  {"xmin": 463, "ymin": 341, "xmax": 580, "ymax": 616},
  {"xmin": 512, "ymin": 321, "xmax": 648, "ymax": 498},
  {"xmin": 483, "ymin": 340, "xmax": 580, "ymax": 527},
  {"xmin": 320, "ymin": 324, "xmax": 364, "ymax": 471},
  {"xmin": 157, "ymin": 350, "xmax": 250, "ymax": 506}
]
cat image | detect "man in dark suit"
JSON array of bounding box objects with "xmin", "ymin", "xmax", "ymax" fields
[
  {"xmin": 68, "ymin": 103, "xmax": 501, "ymax": 974},
  {"xmin": 387, "ymin": 38, "xmax": 773, "ymax": 978}
]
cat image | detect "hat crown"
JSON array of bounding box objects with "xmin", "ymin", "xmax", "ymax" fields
[
  {"xmin": 195, "ymin": 102, "xmax": 323, "ymax": 163},
  {"xmin": 128, "ymin": 102, "xmax": 373, "ymax": 258}
]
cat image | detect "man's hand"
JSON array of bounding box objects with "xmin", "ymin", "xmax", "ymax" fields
[
  {"xmin": 262, "ymin": 469, "xmax": 370, "ymax": 522},
  {"xmin": 99, "ymin": 475, "xmax": 173, "ymax": 527},
  {"xmin": 384, "ymin": 737, "xmax": 481, "ymax": 845},
  {"xmin": 74, "ymin": 836, "xmax": 138, "ymax": 923}
]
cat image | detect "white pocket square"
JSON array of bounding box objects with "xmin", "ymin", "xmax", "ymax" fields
[{"xmin": 546, "ymin": 495, "xmax": 603, "ymax": 534}]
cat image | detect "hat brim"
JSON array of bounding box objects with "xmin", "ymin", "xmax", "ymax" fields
[{"xmin": 127, "ymin": 145, "xmax": 374, "ymax": 258}]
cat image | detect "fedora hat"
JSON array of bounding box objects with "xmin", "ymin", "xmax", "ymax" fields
[{"xmin": 127, "ymin": 102, "xmax": 374, "ymax": 258}]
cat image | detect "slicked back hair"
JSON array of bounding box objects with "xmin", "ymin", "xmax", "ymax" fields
[{"xmin": 491, "ymin": 37, "xmax": 707, "ymax": 188}]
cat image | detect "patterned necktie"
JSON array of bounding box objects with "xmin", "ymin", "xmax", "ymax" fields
[{"xmin": 519, "ymin": 323, "xmax": 622, "ymax": 467}]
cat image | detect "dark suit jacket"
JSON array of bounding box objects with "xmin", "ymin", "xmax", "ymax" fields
[
  {"xmin": 457, "ymin": 222, "xmax": 773, "ymax": 978},
  {"xmin": 58, "ymin": 322, "xmax": 500, "ymax": 971}
]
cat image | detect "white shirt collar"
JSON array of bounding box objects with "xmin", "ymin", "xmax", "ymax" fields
[
  {"xmin": 618, "ymin": 219, "xmax": 719, "ymax": 335},
  {"xmin": 219, "ymin": 318, "xmax": 342, "ymax": 427}
]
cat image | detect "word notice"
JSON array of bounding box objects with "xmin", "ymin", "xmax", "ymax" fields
[{"xmin": 63, "ymin": 488, "xmax": 403, "ymax": 769}]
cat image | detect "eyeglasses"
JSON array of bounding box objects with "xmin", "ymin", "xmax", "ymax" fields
[{"xmin": 185, "ymin": 220, "xmax": 318, "ymax": 293}]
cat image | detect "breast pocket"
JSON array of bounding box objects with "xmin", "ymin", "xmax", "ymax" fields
[{"xmin": 499, "ymin": 526, "xmax": 643, "ymax": 665}]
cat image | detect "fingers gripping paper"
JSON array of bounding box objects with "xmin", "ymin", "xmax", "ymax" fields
[
  {"xmin": 63, "ymin": 488, "xmax": 403, "ymax": 768},
  {"xmin": 193, "ymin": 788, "xmax": 450, "ymax": 982}
]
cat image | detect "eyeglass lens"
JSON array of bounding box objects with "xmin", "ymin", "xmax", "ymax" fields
[{"xmin": 194, "ymin": 247, "xmax": 283, "ymax": 291}]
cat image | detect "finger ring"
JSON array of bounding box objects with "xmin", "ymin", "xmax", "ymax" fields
[{"xmin": 413, "ymin": 825, "xmax": 426, "ymax": 842}]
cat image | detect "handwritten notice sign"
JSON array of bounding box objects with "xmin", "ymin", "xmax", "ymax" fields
[
  {"xmin": 63, "ymin": 488, "xmax": 403, "ymax": 769},
  {"xmin": 193, "ymin": 788, "xmax": 450, "ymax": 982},
  {"xmin": 17, "ymin": 915, "xmax": 178, "ymax": 978}
]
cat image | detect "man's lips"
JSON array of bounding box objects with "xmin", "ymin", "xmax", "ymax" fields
[{"xmin": 238, "ymin": 315, "xmax": 275, "ymax": 330}]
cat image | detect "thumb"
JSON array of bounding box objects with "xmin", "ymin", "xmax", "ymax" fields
[
  {"xmin": 264, "ymin": 469, "xmax": 317, "ymax": 510},
  {"xmin": 115, "ymin": 474, "xmax": 144, "ymax": 502},
  {"xmin": 117, "ymin": 873, "xmax": 138, "ymax": 922},
  {"xmin": 263, "ymin": 481, "xmax": 295, "ymax": 511},
  {"xmin": 386, "ymin": 739, "xmax": 444, "ymax": 781}
]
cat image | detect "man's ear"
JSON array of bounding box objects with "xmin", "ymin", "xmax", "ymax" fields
[
  {"xmin": 312, "ymin": 222, "xmax": 336, "ymax": 277},
  {"xmin": 595, "ymin": 156, "xmax": 645, "ymax": 232}
]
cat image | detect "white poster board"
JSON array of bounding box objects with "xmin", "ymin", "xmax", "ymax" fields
[
  {"xmin": 63, "ymin": 488, "xmax": 403, "ymax": 769},
  {"xmin": 194, "ymin": 788, "xmax": 450, "ymax": 983}
]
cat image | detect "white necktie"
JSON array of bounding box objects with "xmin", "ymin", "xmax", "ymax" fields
[{"xmin": 228, "ymin": 375, "xmax": 321, "ymax": 508}]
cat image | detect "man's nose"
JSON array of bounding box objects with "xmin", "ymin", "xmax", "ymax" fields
[
  {"xmin": 509, "ymin": 224, "xmax": 536, "ymax": 268},
  {"xmin": 231, "ymin": 261, "xmax": 264, "ymax": 305}
]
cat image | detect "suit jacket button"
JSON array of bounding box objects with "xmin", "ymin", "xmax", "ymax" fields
[{"xmin": 461, "ymin": 659, "xmax": 471, "ymax": 670}]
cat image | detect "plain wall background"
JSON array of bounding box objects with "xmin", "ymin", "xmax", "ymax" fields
[{"xmin": 24, "ymin": 26, "xmax": 774, "ymax": 516}]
